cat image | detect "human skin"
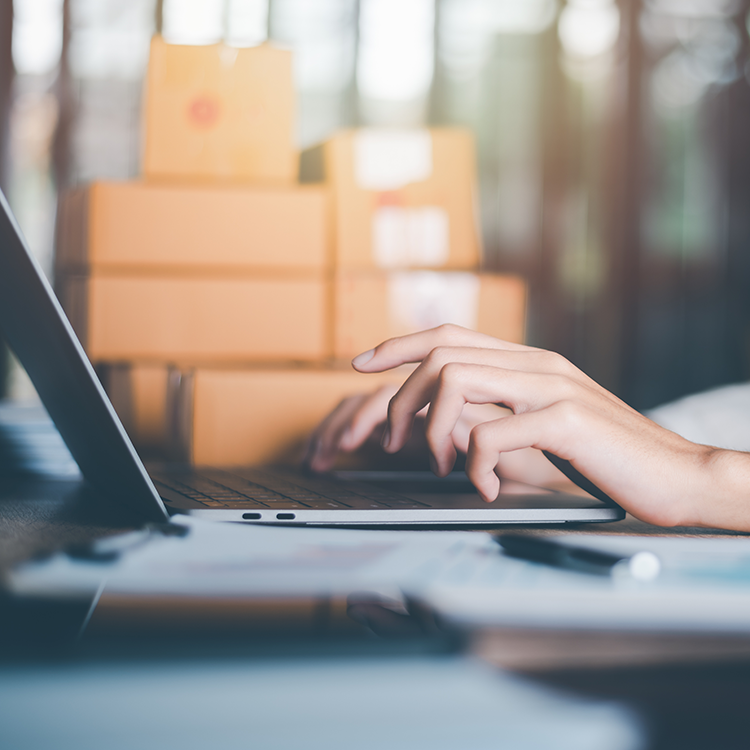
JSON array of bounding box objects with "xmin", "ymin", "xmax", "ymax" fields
[{"xmin": 306, "ymin": 324, "xmax": 750, "ymax": 531}]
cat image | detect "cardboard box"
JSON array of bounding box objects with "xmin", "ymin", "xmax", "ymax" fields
[
  {"xmin": 334, "ymin": 271, "xmax": 527, "ymax": 359},
  {"xmin": 103, "ymin": 364, "xmax": 409, "ymax": 466},
  {"xmin": 143, "ymin": 36, "xmax": 296, "ymax": 183},
  {"xmin": 301, "ymin": 128, "xmax": 481, "ymax": 270},
  {"xmin": 56, "ymin": 182, "xmax": 330, "ymax": 274},
  {"xmin": 58, "ymin": 274, "xmax": 330, "ymax": 363},
  {"xmin": 187, "ymin": 367, "xmax": 408, "ymax": 465}
]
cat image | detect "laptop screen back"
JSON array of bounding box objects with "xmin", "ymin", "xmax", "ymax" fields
[{"xmin": 0, "ymin": 190, "xmax": 167, "ymax": 521}]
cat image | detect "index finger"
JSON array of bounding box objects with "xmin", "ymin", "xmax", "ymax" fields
[{"xmin": 352, "ymin": 324, "xmax": 535, "ymax": 374}]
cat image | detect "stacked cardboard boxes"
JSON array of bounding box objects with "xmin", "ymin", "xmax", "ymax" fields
[
  {"xmin": 300, "ymin": 128, "xmax": 526, "ymax": 357},
  {"xmin": 56, "ymin": 37, "xmax": 527, "ymax": 466},
  {"xmin": 56, "ymin": 182, "xmax": 331, "ymax": 363}
]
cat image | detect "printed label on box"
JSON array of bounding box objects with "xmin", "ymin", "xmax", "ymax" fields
[
  {"xmin": 354, "ymin": 129, "xmax": 433, "ymax": 190},
  {"xmin": 387, "ymin": 271, "xmax": 480, "ymax": 332},
  {"xmin": 372, "ymin": 206, "xmax": 450, "ymax": 268}
]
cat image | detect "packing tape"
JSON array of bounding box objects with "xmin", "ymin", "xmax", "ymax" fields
[
  {"xmin": 387, "ymin": 271, "xmax": 480, "ymax": 333},
  {"xmin": 372, "ymin": 205, "xmax": 450, "ymax": 268}
]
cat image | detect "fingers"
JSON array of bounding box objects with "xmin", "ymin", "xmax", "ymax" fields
[
  {"xmin": 305, "ymin": 394, "xmax": 367, "ymax": 472},
  {"xmin": 424, "ymin": 364, "xmax": 518, "ymax": 476},
  {"xmin": 452, "ymin": 402, "xmax": 510, "ymax": 454},
  {"xmin": 339, "ymin": 384, "xmax": 399, "ymax": 451},
  {"xmin": 305, "ymin": 384, "xmax": 399, "ymax": 472},
  {"xmin": 465, "ymin": 406, "xmax": 570, "ymax": 502},
  {"xmin": 386, "ymin": 357, "xmax": 583, "ymax": 456},
  {"xmin": 352, "ymin": 324, "xmax": 534, "ymax": 374},
  {"xmin": 382, "ymin": 352, "xmax": 525, "ymax": 455}
]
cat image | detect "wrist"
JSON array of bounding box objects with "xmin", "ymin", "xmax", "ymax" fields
[{"xmin": 691, "ymin": 447, "xmax": 750, "ymax": 531}]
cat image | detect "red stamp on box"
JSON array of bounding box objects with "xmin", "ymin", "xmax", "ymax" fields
[
  {"xmin": 187, "ymin": 95, "xmax": 220, "ymax": 128},
  {"xmin": 375, "ymin": 191, "xmax": 404, "ymax": 207}
]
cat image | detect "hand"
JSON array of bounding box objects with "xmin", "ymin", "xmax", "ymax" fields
[
  {"xmin": 302, "ymin": 378, "xmax": 554, "ymax": 478},
  {"xmin": 304, "ymin": 383, "xmax": 567, "ymax": 486},
  {"xmin": 350, "ymin": 324, "xmax": 750, "ymax": 530},
  {"xmin": 304, "ymin": 384, "xmax": 400, "ymax": 472}
]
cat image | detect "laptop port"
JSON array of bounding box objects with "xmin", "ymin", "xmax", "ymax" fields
[
  {"xmin": 276, "ymin": 513, "xmax": 296, "ymax": 520},
  {"xmin": 242, "ymin": 512, "xmax": 262, "ymax": 520}
]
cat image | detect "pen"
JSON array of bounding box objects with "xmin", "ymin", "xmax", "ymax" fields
[{"xmin": 494, "ymin": 534, "xmax": 661, "ymax": 581}]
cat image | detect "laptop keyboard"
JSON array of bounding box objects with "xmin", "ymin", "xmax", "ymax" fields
[{"xmin": 152, "ymin": 469, "xmax": 429, "ymax": 510}]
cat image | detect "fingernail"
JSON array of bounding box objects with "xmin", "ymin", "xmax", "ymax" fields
[
  {"xmin": 483, "ymin": 481, "xmax": 499, "ymax": 503},
  {"xmin": 381, "ymin": 424, "xmax": 391, "ymax": 450},
  {"xmin": 352, "ymin": 349, "xmax": 375, "ymax": 369}
]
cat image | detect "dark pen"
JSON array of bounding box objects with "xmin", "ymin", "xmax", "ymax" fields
[{"xmin": 494, "ymin": 534, "xmax": 661, "ymax": 581}]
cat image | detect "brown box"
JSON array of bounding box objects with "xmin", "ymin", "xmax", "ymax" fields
[
  {"xmin": 104, "ymin": 364, "xmax": 409, "ymax": 466},
  {"xmin": 334, "ymin": 271, "xmax": 527, "ymax": 360},
  {"xmin": 143, "ymin": 36, "xmax": 296, "ymax": 184},
  {"xmin": 188, "ymin": 367, "xmax": 409, "ymax": 465},
  {"xmin": 56, "ymin": 182, "xmax": 330, "ymax": 274},
  {"xmin": 59, "ymin": 274, "xmax": 330, "ymax": 363},
  {"xmin": 301, "ymin": 128, "xmax": 481, "ymax": 270}
]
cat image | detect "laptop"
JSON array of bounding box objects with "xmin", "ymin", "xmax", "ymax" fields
[{"xmin": 0, "ymin": 189, "xmax": 624, "ymax": 527}]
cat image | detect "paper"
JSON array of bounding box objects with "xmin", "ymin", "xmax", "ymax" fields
[
  {"xmin": 354, "ymin": 129, "xmax": 433, "ymax": 190},
  {"xmin": 7, "ymin": 516, "xmax": 486, "ymax": 601},
  {"xmin": 414, "ymin": 534, "xmax": 750, "ymax": 633},
  {"xmin": 387, "ymin": 271, "xmax": 480, "ymax": 332}
]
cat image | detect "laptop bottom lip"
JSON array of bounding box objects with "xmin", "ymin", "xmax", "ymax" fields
[{"xmin": 183, "ymin": 507, "xmax": 624, "ymax": 525}]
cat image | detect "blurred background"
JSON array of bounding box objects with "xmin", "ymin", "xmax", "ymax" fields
[{"xmin": 1, "ymin": 0, "xmax": 749, "ymax": 413}]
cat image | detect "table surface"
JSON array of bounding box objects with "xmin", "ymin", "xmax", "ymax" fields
[{"xmin": 3, "ymin": 473, "xmax": 750, "ymax": 748}]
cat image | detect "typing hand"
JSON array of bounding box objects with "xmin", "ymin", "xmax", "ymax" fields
[
  {"xmin": 303, "ymin": 382, "xmax": 525, "ymax": 475},
  {"xmin": 304, "ymin": 384, "xmax": 400, "ymax": 472},
  {"xmin": 349, "ymin": 324, "xmax": 736, "ymax": 529}
]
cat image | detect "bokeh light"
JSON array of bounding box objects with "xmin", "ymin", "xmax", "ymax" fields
[
  {"xmin": 12, "ymin": 0, "xmax": 64, "ymax": 76},
  {"xmin": 558, "ymin": 0, "xmax": 620, "ymax": 60},
  {"xmin": 162, "ymin": 0, "xmax": 224, "ymax": 45},
  {"xmin": 357, "ymin": 0, "xmax": 434, "ymax": 101}
]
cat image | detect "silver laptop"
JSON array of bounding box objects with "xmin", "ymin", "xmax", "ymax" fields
[{"xmin": 0, "ymin": 190, "xmax": 623, "ymax": 527}]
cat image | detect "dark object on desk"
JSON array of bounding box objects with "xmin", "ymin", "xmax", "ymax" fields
[
  {"xmin": 66, "ymin": 521, "xmax": 189, "ymax": 562},
  {"xmin": 495, "ymin": 534, "xmax": 661, "ymax": 581}
]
